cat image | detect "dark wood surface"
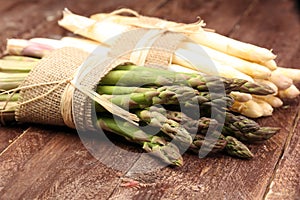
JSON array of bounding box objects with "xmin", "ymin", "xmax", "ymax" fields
[{"xmin": 0, "ymin": 0, "xmax": 299, "ymax": 199}]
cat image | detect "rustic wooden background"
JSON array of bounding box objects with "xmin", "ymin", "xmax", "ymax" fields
[{"xmin": 0, "ymin": 0, "xmax": 299, "ymax": 199}]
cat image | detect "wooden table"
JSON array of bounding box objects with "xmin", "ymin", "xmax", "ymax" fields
[{"xmin": 0, "ymin": 0, "xmax": 299, "ymax": 199}]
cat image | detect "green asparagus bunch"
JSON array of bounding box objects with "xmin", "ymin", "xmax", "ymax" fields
[{"xmin": 0, "ymin": 56, "xmax": 280, "ymax": 166}]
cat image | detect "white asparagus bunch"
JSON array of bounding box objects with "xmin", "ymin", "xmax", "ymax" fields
[{"xmin": 5, "ymin": 9, "xmax": 300, "ymax": 118}]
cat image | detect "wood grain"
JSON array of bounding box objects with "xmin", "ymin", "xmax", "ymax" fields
[{"xmin": 0, "ymin": 126, "xmax": 128, "ymax": 200}]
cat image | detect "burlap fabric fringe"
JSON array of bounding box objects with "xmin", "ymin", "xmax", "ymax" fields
[{"xmin": 15, "ymin": 28, "xmax": 186, "ymax": 130}]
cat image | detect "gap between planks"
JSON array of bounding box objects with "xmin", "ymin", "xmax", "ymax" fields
[{"xmin": 0, "ymin": 127, "xmax": 32, "ymax": 157}]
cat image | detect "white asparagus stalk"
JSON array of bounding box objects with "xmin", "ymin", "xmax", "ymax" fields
[
  {"xmin": 58, "ymin": 9, "xmax": 128, "ymax": 46},
  {"xmin": 259, "ymin": 59, "xmax": 277, "ymax": 70},
  {"xmin": 29, "ymin": 38, "xmax": 64, "ymax": 49},
  {"xmin": 168, "ymin": 64, "xmax": 200, "ymax": 74},
  {"xmin": 230, "ymin": 92, "xmax": 252, "ymax": 102},
  {"xmin": 0, "ymin": 82, "xmax": 22, "ymax": 91},
  {"xmin": 6, "ymin": 39, "xmax": 54, "ymax": 57},
  {"xmin": 252, "ymin": 98, "xmax": 274, "ymax": 116},
  {"xmin": 32, "ymin": 37, "xmax": 109, "ymax": 56},
  {"xmin": 189, "ymin": 31, "xmax": 276, "ymax": 64},
  {"xmin": 2, "ymin": 55, "xmax": 39, "ymax": 62},
  {"xmin": 276, "ymin": 67, "xmax": 300, "ymax": 82},
  {"xmin": 230, "ymin": 100, "xmax": 264, "ymax": 118},
  {"xmin": 0, "ymin": 101, "xmax": 18, "ymax": 112},
  {"xmin": 0, "ymin": 59, "xmax": 37, "ymax": 72},
  {"xmin": 90, "ymin": 10, "xmax": 277, "ymax": 64},
  {"xmin": 278, "ymin": 85, "xmax": 300, "ymax": 99},
  {"xmin": 253, "ymin": 95, "xmax": 283, "ymax": 108},
  {"xmin": 180, "ymin": 42, "xmax": 272, "ymax": 79},
  {"xmin": 8, "ymin": 37, "xmax": 109, "ymax": 58},
  {"xmin": 0, "ymin": 72, "xmax": 28, "ymax": 80},
  {"xmin": 268, "ymin": 69, "xmax": 293, "ymax": 90},
  {"xmin": 173, "ymin": 48, "xmax": 253, "ymax": 81},
  {"xmin": 90, "ymin": 11, "xmax": 189, "ymax": 29}
]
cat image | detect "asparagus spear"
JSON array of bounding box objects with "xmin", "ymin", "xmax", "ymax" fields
[
  {"xmin": 2, "ymin": 55, "xmax": 40, "ymax": 62},
  {"xmin": 100, "ymin": 65, "xmax": 275, "ymax": 95},
  {"xmin": 165, "ymin": 110, "xmax": 220, "ymax": 135},
  {"xmin": 224, "ymin": 136, "xmax": 254, "ymax": 159},
  {"xmin": 135, "ymin": 109, "xmax": 193, "ymax": 149},
  {"xmin": 0, "ymin": 59, "xmax": 37, "ymax": 72},
  {"xmin": 97, "ymin": 116, "xmax": 183, "ymax": 166},
  {"xmin": 222, "ymin": 112, "xmax": 280, "ymax": 142},
  {"xmin": 189, "ymin": 133, "xmax": 227, "ymax": 155}
]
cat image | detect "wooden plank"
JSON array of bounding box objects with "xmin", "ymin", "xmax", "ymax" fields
[
  {"xmin": 0, "ymin": 0, "xmax": 26, "ymax": 13},
  {"xmin": 64, "ymin": 0, "xmax": 169, "ymax": 16},
  {"xmin": 0, "ymin": 126, "xmax": 142, "ymax": 199},
  {"xmin": 109, "ymin": 0, "xmax": 300, "ymax": 199},
  {"xmin": 153, "ymin": 0, "xmax": 253, "ymax": 35},
  {"xmin": 0, "ymin": 126, "xmax": 25, "ymax": 153},
  {"xmin": 265, "ymin": 109, "xmax": 300, "ymax": 200}
]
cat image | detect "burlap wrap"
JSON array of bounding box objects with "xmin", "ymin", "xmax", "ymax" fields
[
  {"xmin": 109, "ymin": 28, "xmax": 185, "ymax": 68},
  {"xmin": 15, "ymin": 47, "xmax": 89, "ymax": 126},
  {"xmin": 15, "ymin": 28, "xmax": 185, "ymax": 130}
]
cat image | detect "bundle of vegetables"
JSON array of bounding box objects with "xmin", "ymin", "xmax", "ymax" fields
[
  {"xmin": 0, "ymin": 53, "xmax": 279, "ymax": 166},
  {"xmin": 1, "ymin": 8, "xmax": 299, "ymax": 166}
]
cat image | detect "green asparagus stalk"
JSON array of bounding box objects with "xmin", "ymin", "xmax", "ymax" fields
[
  {"xmin": 189, "ymin": 133, "xmax": 227, "ymax": 155},
  {"xmin": 97, "ymin": 85, "xmax": 156, "ymax": 95},
  {"xmin": 0, "ymin": 59, "xmax": 37, "ymax": 72},
  {"xmin": 2, "ymin": 55, "xmax": 40, "ymax": 62},
  {"xmin": 97, "ymin": 116, "xmax": 183, "ymax": 166},
  {"xmin": 224, "ymin": 136, "xmax": 254, "ymax": 159},
  {"xmin": 0, "ymin": 82, "xmax": 23, "ymax": 90},
  {"xmin": 135, "ymin": 109, "xmax": 193, "ymax": 149},
  {"xmin": 100, "ymin": 65, "xmax": 275, "ymax": 95},
  {"xmin": 222, "ymin": 112, "xmax": 280, "ymax": 142},
  {"xmin": 165, "ymin": 110, "xmax": 219, "ymax": 134},
  {"xmin": 0, "ymin": 93, "xmax": 19, "ymax": 101}
]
